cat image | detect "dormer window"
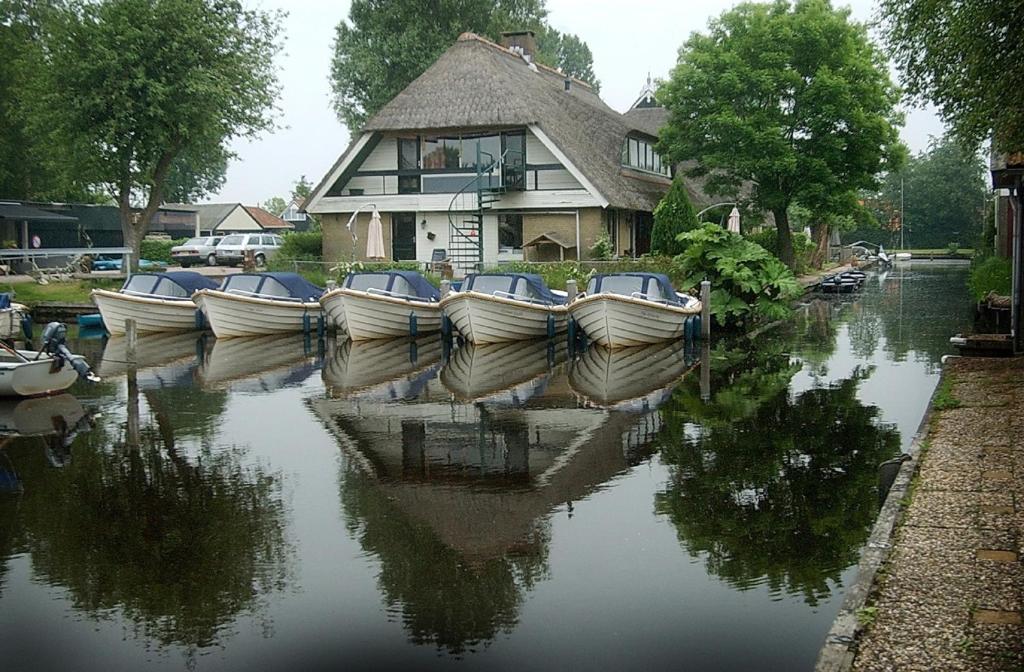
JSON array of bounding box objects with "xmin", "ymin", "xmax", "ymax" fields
[{"xmin": 622, "ymin": 136, "xmax": 670, "ymax": 176}]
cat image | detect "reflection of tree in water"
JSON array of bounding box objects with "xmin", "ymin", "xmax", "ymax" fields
[
  {"xmin": 143, "ymin": 383, "xmax": 228, "ymax": 443},
  {"xmin": 11, "ymin": 407, "xmax": 291, "ymax": 651},
  {"xmin": 339, "ymin": 465, "xmax": 550, "ymax": 655},
  {"xmin": 792, "ymin": 299, "xmax": 839, "ymax": 377},
  {"xmin": 655, "ymin": 357, "xmax": 900, "ymax": 605}
]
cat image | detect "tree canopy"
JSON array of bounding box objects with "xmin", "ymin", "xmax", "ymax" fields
[
  {"xmin": 24, "ymin": 0, "xmax": 282, "ymax": 264},
  {"xmin": 879, "ymin": 0, "xmax": 1024, "ymax": 151},
  {"xmin": 329, "ymin": 0, "xmax": 598, "ymax": 132},
  {"xmin": 657, "ymin": 0, "xmax": 903, "ymax": 269}
]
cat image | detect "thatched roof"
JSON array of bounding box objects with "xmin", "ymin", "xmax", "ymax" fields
[
  {"xmin": 360, "ymin": 33, "xmax": 674, "ymax": 211},
  {"xmin": 622, "ymin": 107, "xmax": 669, "ymax": 138}
]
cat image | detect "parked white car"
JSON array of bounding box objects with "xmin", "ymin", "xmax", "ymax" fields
[
  {"xmin": 170, "ymin": 236, "xmax": 223, "ymax": 267},
  {"xmin": 213, "ymin": 233, "xmax": 284, "ymax": 267}
]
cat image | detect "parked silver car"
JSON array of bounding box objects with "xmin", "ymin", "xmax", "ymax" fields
[
  {"xmin": 170, "ymin": 236, "xmax": 223, "ymax": 267},
  {"xmin": 213, "ymin": 233, "xmax": 284, "ymax": 267}
]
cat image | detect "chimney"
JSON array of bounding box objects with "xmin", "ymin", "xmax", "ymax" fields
[{"xmin": 501, "ymin": 30, "xmax": 537, "ymax": 61}]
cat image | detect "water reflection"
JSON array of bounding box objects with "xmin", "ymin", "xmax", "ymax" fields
[
  {"xmin": 323, "ymin": 336, "xmax": 443, "ymax": 399},
  {"xmin": 198, "ymin": 334, "xmax": 320, "ymax": 391},
  {"xmin": 570, "ymin": 340, "xmax": 697, "ymax": 410},
  {"xmin": 441, "ymin": 340, "xmax": 566, "ymax": 403}
]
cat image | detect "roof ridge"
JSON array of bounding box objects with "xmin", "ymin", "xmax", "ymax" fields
[{"xmin": 456, "ymin": 32, "xmax": 594, "ymax": 91}]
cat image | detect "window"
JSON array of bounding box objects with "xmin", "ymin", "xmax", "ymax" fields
[
  {"xmin": 224, "ymin": 275, "xmax": 261, "ymax": 294},
  {"xmin": 124, "ymin": 275, "xmax": 159, "ymax": 294},
  {"xmin": 422, "ymin": 137, "xmax": 461, "ymax": 169},
  {"xmin": 398, "ymin": 137, "xmax": 420, "ymax": 193},
  {"xmin": 468, "ymin": 275, "xmax": 514, "ymax": 295},
  {"xmin": 154, "ymin": 278, "xmax": 189, "ymax": 299},
  {"xmin": 498, "ymin": 214, "xmax": 523, "ymax": 251},
  {"xmin": 347, "ymin": 273, "xmax": 391, "ymax": 292},
  {"xmin": 220, "ymin": 235, "xmax": 243, "ymax": 245},
  {"xmin": 621, "ymin": 136, "xmax": 670, "ymax": 176}
]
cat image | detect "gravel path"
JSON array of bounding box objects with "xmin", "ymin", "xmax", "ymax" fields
[{"xmin": 852, "ymin": 357, "xmax": 1023, "ymax": 672}]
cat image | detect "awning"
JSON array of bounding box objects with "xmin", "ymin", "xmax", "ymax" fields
[{"xmin": 0, "ymin": 203, "xmax": 78, "ymax": 223}]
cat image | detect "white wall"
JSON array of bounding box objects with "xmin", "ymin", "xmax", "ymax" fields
[{"xmin": 215, "ymin": 206, "xmax": 261, "ymax": 232}]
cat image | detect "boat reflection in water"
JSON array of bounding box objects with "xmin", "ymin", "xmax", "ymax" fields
[
  {"xmin": 197, "ymin": 334, "xmax": 321, "ymax": 391},
  {"xmin": 569, "ymin": 340, "xmax": 698, "ymax": 411},
  {"xmin": 97, "ymin": 331, "xmax": 204, "ymax": 382},
  {"xmin": 0, "ymin": 394, "xmax": 91, "ymax": 470},
  {"xmin": 322, "ymin": 336, "xmax": 443, "ymax": 400},
  {"xmin": 310, "ymin": 337, "xmax": 698, "ymax": 654}
]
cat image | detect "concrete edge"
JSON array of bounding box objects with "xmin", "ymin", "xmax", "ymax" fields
[{"xmin": 813, "ymin": 365, "xmax": 947, "ymax": 672}]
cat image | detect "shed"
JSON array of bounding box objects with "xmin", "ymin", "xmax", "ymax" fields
[{"xmin": 523, "ymin": 231, "xmax": 576, "ymax": 262}]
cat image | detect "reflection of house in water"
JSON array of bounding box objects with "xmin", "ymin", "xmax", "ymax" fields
[{"xmin": 310, "ymin": 339, "xmax": 697, "ymax": 652}]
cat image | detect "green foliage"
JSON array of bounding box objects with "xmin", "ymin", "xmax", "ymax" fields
[
  {"xmin": 674, "ymin": 224, "xmax": 801, "ymax": 327},
  {"xmin": 140, "ymin": 237, "xmax": 187, "ymax": 264},
  {"xmin": 262, "ymin": 196, "xmax": 288, "ymax": 218},
  {"xmin": 746, "ymin": 229, "xmax": 816, "ymax": 274},
  {"xmin": 652, "ymin": 178, "xmax": 699, "ymax": 257},
  {"xmin": 589, "ymin": 233, "xmax": 613, "ymax": 261},
  {"xmin": 27, "ymin": 0, "xmax": 283, "ymax": 263},
  {"xmin": 658, "ymin": 0, "xmax": 904, "ymax": 269},
  {"xmin": 845, "ymin": 135, "xmax": 989, "ymax": 249},
  {"xmin": 857, "ymin": 606, "xmax": 879, "ymax": 627},
  {"xmin": 279, "ymin": 231, "xmax": 323, "ymax": 260},
  {"xmin": 2, "ymin": 278, "xmax": 121, "ymax": 305},
  {"xmin": 931, "ymin": 376, "xmax": 961, "ymax": 411},
  {"xmin": 879, "ymin": 0, "xmax": 1024, "ymax": 150},
  {"xmin": 329, "ymin": 0, "xmax": 598, "ymax": 132},
  {"xmin": 967, "ymin": 256, "xmax": 1011, "ymax": 301},
  {"xmin": 945, "ymin": 242, "xmax": 960, "ymax": 256}
]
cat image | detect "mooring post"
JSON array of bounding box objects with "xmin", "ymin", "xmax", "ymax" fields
[
  {"xmin": 125, "ymin": 318, "xmax": 137, "ymax": 362},
  {"xmin": 700, "ymin": 280, "xmax": 711, "ymax": 340},
  {"xmin": 566, "ymin": 279, "xmax": 577, "ymax": 301},
  {"xmin": 440, "ymin": 279, "xmax": 451, "ymax": 299},
  {"xmin": 700, "ymin": 340, "xmax": 711, "ymax": 402},
  {"xmin": 325, "ymin": 279, "xmax": 337, "ymax": 292}
]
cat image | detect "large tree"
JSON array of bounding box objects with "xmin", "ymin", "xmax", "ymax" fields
[
  {"xmin": 329, "ymin": 0, "xmax": 598, "ymax": 132},
  {"xmin": 879, "ymin": 0, "xmax": 1024, "ymax": 151},
  {"xmin": 657, "ymin": 0, "xmax": 903, "ymax": 269},
  {"xmin": 27, "ymin": 0, "xmax": 281, "ymax": 265}
]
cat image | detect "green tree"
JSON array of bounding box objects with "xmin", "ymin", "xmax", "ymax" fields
[
  {"xmin": 651, "ymin": 178, "xmax": 699, "ymax": 256},
  {"xmin": 163, "ymin": 142, "xmax": 230, "ymax": 204},
  {"xmin": 28, "ymin": 0, "xmax": 282, "ymax": 266},
  {"xmin": 657, "ymin": 0, "xmax": 903, "ymax": 269},
  {"xmin": 879, "ymin": 0, "xmax": 1023, "ymax": 151},
  {"xmin": 329, "ymin": 0, "xmax": 598, "ymax": 132},
  {"xmin": 263, "ymin": 196, "xmax": 288, "ymax": 217}
]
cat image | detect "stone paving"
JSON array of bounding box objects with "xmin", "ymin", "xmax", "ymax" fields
[{"xmin": 852, "ymin": 357, "xmax": 1024, "ymax": 672}]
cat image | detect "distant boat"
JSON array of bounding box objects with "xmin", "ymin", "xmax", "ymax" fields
[
  {"xmin": 321, "ymin": 271, "xmax": 441, "ymax": 341},
  {"xmin": 92, "ymin": 271, "xmax": 220, "ymax": 335},
  {"xmin": 894, "ymin": 252, "xmax": 913, "ymax": 261},
  {"xmin": 193, "ymin": 272, "xmax": 324, "ymax": 338},
  {"xmin": 440, "ymin": 273, "xmax": 567, "ymax": 343},
  {"xmin": 568, "ymin": 273, "xmax": 701, "ymax": 349}
]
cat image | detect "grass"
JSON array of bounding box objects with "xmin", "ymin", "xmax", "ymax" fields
[
  {"xmin": 903, "ymin": 248, "xmax": 974, "ymax": 256},
  {"xmin": 856, "ymin": 606, "xmax": 879, "ymax": 627},
  {"xmin": 932, "ymin": 376, "xmax": 962, "ymax": 411},
  {"xmin": 0, "ymin": 278, "xmax": 121, "ymax": 305}
]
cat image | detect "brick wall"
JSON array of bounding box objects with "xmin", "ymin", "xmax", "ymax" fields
[{"xmin": 322, "ymin": 212, "xmax": 394, "ymax": 262}]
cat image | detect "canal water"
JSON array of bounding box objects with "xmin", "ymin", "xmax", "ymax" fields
[{"xmin": 0, "ymin": 262, "xmax": 972, "ymax": 671}]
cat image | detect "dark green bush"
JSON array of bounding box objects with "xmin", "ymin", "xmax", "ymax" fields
[
  {"xmin": 967, "ymin": 256, "xmax": 1011, "ymax": 301},
  {"xmin": 279, "ymin": 231, "xmax": 322, "ymax": 259},
  {"xmin": 140, "ymin": 238, "xmax": 186, "ymax": 263},
  {"xmin": 652, "ymin": 179, "xmax": 699, "ymax": 256},
  {"xmin": 675, "ymin": 224, "xmax": 801, "ymax": 327}
]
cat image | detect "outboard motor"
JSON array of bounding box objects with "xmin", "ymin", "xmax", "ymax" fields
[{"xmin": 39, "ymin": 322, "xmax": 101, "ymax": 383}]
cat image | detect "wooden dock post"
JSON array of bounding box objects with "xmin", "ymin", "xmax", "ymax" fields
[
  {"xmin": 700, "ymin": 280, "xmax": 711, "ymax": 340},
  {"xmin": 566, "ymin": 279, "xmax": 577, "ymax": 301},
  {"xmin": 125, "ymin": 318, "xmax": 137, "ymax": 362},
  {"xmin": 440, "ymin": 279, "xmax": 451, "ymax": 299}
]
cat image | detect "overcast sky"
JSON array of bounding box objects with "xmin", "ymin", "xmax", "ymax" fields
[{"xmin": 216, "ymin": 0, "xmax": 945, "ymax": 206}]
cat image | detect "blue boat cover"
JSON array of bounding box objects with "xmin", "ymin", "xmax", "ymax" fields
[
  {"xmin": 223, "ymin": 273, "xmax": 324, "ymax": 300},
  {"xmin": 344, "ymin": 271, "xmax": 439, "ymax": 301},
  {"xmin": 0, "ymin": 293, "xmax": 10, "ymax": 310},
  {"xmin": 464, "ymin": 273, "xmax": 565, "ymax": 305},
  {"xmin": 588, "ymin": 273, "xmax": 686, "ymax": 306},
  {"xmin": 122, "ymin": 272, "xmax": 220, "ymax": 295}
]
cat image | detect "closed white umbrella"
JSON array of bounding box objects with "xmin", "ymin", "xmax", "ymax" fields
[
  {"xmin": 366, "ymin": 206, "xmax": 386, "ymax": 260},
  {"xmin": 727, "ymin": 206, "xmax": 741, "ymax": 234}
]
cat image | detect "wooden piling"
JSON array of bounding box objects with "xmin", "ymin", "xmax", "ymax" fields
[
  {"xmin": 700, "ymin": 280, "xmax": 711, "ymax": 340},
  {"xmin": 566, "ymin": 279, "xmax": 577, "ymax": 301},
  {"xmin": 125, "ymin": 318, "xmax": 137, "ymax": 362},
  {"xmin": 440, "ymin": 279, "xmax": 451, "ymax": 299}
]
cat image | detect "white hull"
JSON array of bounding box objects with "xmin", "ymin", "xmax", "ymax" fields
[
  {"xmin": 0, "ymin": 394, "xmax": 85, "ymax": 436},
  {"xmin": 318, "ymin": 289, "xmax": 349, "ymax": 335},
  {"xmin": 440, "ymin": 340, "xmax": 564, "ymax": 402},
  {"xmin": 569, "ymin": 341, "xmax": 695, "ymax": 408},
  {"xmin": 194, "ymin": 289, "xmax": 323, "ymax": 338},
  {"xmin": 0, "ymin": 350, "xmax": 81, "ymax": 397},
  {"xmin": 97, "ymin": 331, "xmax": 201, "ymax": 379},
  {"xmin": 337, "ymin": 289, "xmax": 442, "ymax": 341},
  {"xmin": 92, "ymin": 289, "xmax": 201, "ymax": 335},
  {"xmin": 569, "ymin": 294, "xmax": 700, "ymax": 348},
  {"xmin": 440, "ymin": 291, "xmax": 567, "ymax": 344},
  {"xmin": 198, "ymin": 334, "xmax": 313, "ymax": 388},
  {"xmin": 0, "ymin": 305, "xmax": 27, "ymax": 340},
  {"xmin": 323, "ymin": 336, "xmax": 443, "ymax": 398}
]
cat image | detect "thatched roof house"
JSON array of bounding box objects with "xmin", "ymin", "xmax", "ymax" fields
[{"xmin": 305, "ymin": 31, "xmax": 712, "ymax": 273}]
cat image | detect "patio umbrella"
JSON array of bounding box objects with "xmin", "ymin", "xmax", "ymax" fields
[
  {"xmin": 727, "ymin": 206, "xmax": 741, "ymax": 234},
  {"xmin": 366, "ymin": 206, "xmax": 386, "ymax": 260}
]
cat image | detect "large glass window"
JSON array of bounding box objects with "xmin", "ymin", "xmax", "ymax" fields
[
  {"xmin": 398, "ymin": 137, "xmax": 420, "ymax": 193},
  {"xmin": 621, "ymin": 136, "xmax": 670, "ymax": 176},
  {"xmin": 223, "ymin": 275, "xmax": 261, "ymax": 294},
  {"xmin": 123, "ymin": 275, "xmax": 159, "ymax": 294},
  {"xmin": 498, "ymin": 214, "xmax": 523, "ymax": 251},
  {"xmin": 347, "ymin": 273, "xmax": 392, "ymax": 292},
  {"xmin": 468, "ymin": 275, "xmax": 514, "ymax": 295},
  {"xmin": 422, "ymin": 137, "xmax": 461, "ymax": 169}
]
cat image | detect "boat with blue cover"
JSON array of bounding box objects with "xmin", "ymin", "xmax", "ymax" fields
[
  {"xmin": 91, "ymin": 271, "xmax": 220, "ymax": 335},
  {"xmin": 439, "ymin": 273, "xmax": 568, "ymax": 343},
  {"xmin": 193, "ymin": 272, "xmax": 324, "ymax": 338},
  {"xmin": 568, "ymin": 273, "xmax": 701, "ymax": 348},
  {"xmin": 320, "ymin": 271, "xmax": 441, "ymax": 340}
]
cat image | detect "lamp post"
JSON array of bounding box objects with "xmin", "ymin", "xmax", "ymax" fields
[
  {"xmin": 696, "ymin": 202, "xmax": 737, "ymax": 222},
  {"xmin": 345, "ymin": 203, "xmax": 376, "ymax": 263}
]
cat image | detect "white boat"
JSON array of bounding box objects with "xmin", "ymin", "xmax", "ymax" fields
[
  {"xmin": 193, "ymin": 272, "xmax": 324, "ymax": 338},
  {"xmin": 320, "ymin": 287, "xmax": 348, "ymax": 335},
  {"xmin": 0, "ymin": 348, "xmax": 82, "ymax": 397},
  {"xmin": 0, "ymin": 293, "xmax": 28, "ymax": 340},
  {"xmin": 91, "ymin": 272, "xmax": 220, "ymax": 335},
  {"xmin": 322, "ymin": 271, "xmax": 441, "ymax": 341},
  {"xmin": 894, "ymin": 252, "xmax": 913, "ymax": 261},
  {"xmin": 440, "ymin": 273, "xmax": 568, "ymax": 344},
  {"xmin": 568, "ymin": 273, "xmax": 701, "ymax": 349}
]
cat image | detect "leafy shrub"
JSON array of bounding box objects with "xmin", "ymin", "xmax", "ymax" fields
[
  {"xmin": 589, "ymin": 233, "xmax": 613, "ymax": 260},
  {"xmin": 140, "ymin": 238, "xmax": 186, "ymax": 263},
  {"xmin": 674, "ymin": 224, "xmax": 801, "ymax": 327},
  {"xmin": 945, "ymin": 241, "xmax": 960, "ymax": 256},
  {"xmin": 746, "ymin": 229, "xmax": 816, "ymax": 274},
  {"xmin": 279, "ymin": 231, "xmax": 322, "ymax": 259},
  {"xmin": 967, "ymin": 256, "xmax": 1011, "ymax": 301},
  {"xmin": 652, "ymin": 179, "xmax": 699, "ymax": 256}
]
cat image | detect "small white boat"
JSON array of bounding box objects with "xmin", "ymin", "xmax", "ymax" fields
[
  {"xmin": 0, "ymin": 323, "xmax": 98, "ymax": 396},
  {"xmin": 894, "ymin": 252, "xmax": 913, "ymax": 261},
  {"xmin": 92, "ymin": 272, "xmax": 220, "ymax": 335},
  {"xmin": 193, "ymin": 272, "xmax": 324, "ymax": 338},
  {"xmin": 568, "ymin": 273, "xmax": 701, "ymax": 349},
  {"xmin": 440, "ymin": 273, "xmax": 568, "ymax": 344},
  {"xmin": 321, "ymin": 271, "xmax": 441, "ymax": 341},
  {"xmin": 0, "ymin": 294, "xmax": 28, "ymax": 340}
]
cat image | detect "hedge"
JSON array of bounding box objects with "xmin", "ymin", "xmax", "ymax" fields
[{"xmin": 140, "ymin": 238, "xmax": 187, "ymax": 264}]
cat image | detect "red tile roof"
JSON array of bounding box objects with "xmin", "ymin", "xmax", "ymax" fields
[{"xmin": 243, "ymin": 205, "xmax": 292, "ymax": 230}]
